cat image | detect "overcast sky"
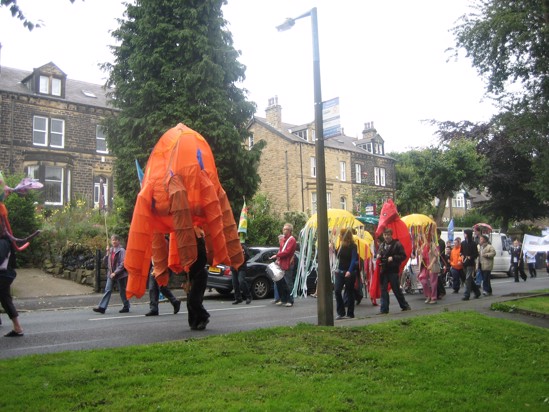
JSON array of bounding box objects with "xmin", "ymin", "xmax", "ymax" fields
[{"xmin": 0, "ymin": 0, "xmax": 496, "ymax": 153}]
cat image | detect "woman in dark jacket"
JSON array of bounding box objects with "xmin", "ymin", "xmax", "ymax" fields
[
  {"xmin": 0, "ymin": 234, "xmax": 23, "ymax": 337},
  {"xmin": 334, "ymin": 228, "xmax": 358, "ymax": 320},
  {"xmin": 93, "ymin": 234, "xmax": 130, "ymax": 314},
  {"xmin": 460, "ymin": 229, "xmax": 481, "ymax": 300}
]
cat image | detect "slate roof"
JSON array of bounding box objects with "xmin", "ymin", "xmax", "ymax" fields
[{"xmin": 0, "ymin": 65, "xmax": 113, "ymax": 109}]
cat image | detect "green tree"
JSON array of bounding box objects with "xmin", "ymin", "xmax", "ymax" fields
[
  {"xmin": 102, "ymin": 0, "xmax": 263, "ymax": 227},
  {"xmin": 451, "ymin": 0, "xmax": 549, "ymax": 202},
  {"xmin": 245, "ymin": 194, "xmax": 283, "ymax": 246},
  {"xmin": 1, "ymin": 0, "xmax": 76, "ymax": 30},
  {"xmin": 354, "ymin": 186, "xmax": 386, "ymax": 217},
  {"xmin": 393, "ymin": 140, "xmax": 485, "ymax": 224},
  {"xmin": 434, "ymin": 118, "xmax": 548, "ymax": 232}
]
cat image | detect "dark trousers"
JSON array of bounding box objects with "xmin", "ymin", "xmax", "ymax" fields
[
  {"xmin": 512, "ymin": 263, "xmax": 527, "ymax": 282},
  {"xmin": 450, "ymin": 268, "xmax": 463, "ymax": 292},
  {"xmin": 334, "ymin": 270, "xmax": 356, "ymax": 317},
  {"xmin": 464, "ymin": 266, "xmax": 481, "ymax": 298},
  {"xmin": 380, "ymin": 271, "xmax": 409, "ymax": 313},
  {"xmin": 481, "ymin": 270, "xmax": 492, "ymax": 294},
  {"xmin": 232, "ymin": 267, "xmax": 252, "ymax": 300},
  {"xmin": 187, "ymin": 238, "xmax": 209, "ymax": 328},
  {"xmin": 0, "ymin": 276, "xmax": 18, "ymax": 319},
  {"xmin": 276, "ymin": 269, "xmax": 294, "ymax": 304},
  {"xmin": 149, "ymin": 274, "xmax": 178, "ymax": 312}
]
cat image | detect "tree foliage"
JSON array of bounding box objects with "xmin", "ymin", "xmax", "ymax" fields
[
  {"xmin": 434, "ymin": 118, "xmax": 548, "ymax": 231},
  {"xmin": 451, "ymin": 0, "xmax": 549, "ymax": 204},
  {"xmin": 102, "ymin": 0, "xmax": 263, "ymax": 227},
  {"xmin": 1, "ymin": 0, "xmax": 76, "ymax": 30},
  {"xmin": 392, "ymin": 140, "xmax": 485, "ymax": 224}
]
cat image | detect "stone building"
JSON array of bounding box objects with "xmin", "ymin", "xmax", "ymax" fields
[
  {"xmin": 0, "ymin": 62, "xmax": 117, "ymax": 208},
  {"xmin": 248, "ymin": 97, "xmax": 396, "ymax": 215}
]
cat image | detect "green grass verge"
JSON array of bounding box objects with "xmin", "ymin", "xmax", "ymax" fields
[
  {"xmin": 492, "ymin": 291, "xmax": 549, "ymax": 315},
  {"xmin": 1, "ymin": 311, "xmax": 548, "ymax": 411}
]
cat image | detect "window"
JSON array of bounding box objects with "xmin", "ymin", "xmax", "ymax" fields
[
  {"xmin": 366, "ymin": 143, "xmax": 372, "ymax": 153},
  {"xmin": 340, "ymin": 196, "xmax": 347, "ymax": 210},
  {"xmin": 248, "ymin": 134, "xmax": 254, "ymax": 149},
  {"xmin": 326, "ymin": 192, "xmax": 331, "ymax": 209},
  {"xmin": 39, "ymin": 75, "xmax": 62, "ymax": 96},
  {"xmin": 355, "ymin": 164, "xmax": 362, "ymax": 183},
  {"xmin": 96, "ymin": 125, "xmax": 108, "ymax": 153},
  {"xmin": 374, "ymin": 167, "xmax": 386, "ymax": 186},
  {"xmin": 94, "ymin": 179, "xmax": 108, "ymax": 209},
  {"xmin": 311, "ymin": 192, "xmax": 317, "ymax": 213},
  {"xmin": 453, "ymin": 194, "xmax": 465, "ymax": 208},
  {"xmin": 44, "ymin": 166, "xmax": 64, "ymax": 205},
  {"xmin": 27, "ymin": 165, "xmax": 39, "ymax": 180},
  {"xmin": 339, "ymin": 161, "xmax": 346, "ymax": 181},
  {"xmin": 33, "ymin": 116, "xmax": 65, "ymax": 148},
  {"xmin": 310, "ymin": 157, "xmax": 316, "ymax": 177}
]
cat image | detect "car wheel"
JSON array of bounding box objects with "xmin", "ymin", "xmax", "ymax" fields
[
  {"xmin": 215, "ymin": 288, "xmax": 232, "ymax": 296},
  {"xmin": 251, "ymin": 276, "xmax": 271, "ymax": 300}
]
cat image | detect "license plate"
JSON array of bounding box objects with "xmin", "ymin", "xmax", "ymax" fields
[{"xmin": 209, "ymin": 266, "xmax": 221, "ymax": 274}]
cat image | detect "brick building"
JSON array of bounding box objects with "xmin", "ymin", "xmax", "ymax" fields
[
  {"xmin": 248, "ymin": 97, "xmax": 396, "ymax": 215},
  {"xmin": 0, "ymin": 62, "xmax": 117, "ymax": 208}
]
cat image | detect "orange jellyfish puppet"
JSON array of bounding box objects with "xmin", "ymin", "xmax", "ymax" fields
[{"xmin": 124, "ymin": 123, "xmax": 244, "ymax": 299}]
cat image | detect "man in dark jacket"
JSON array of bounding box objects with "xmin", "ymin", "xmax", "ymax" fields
[
  {"xmin": 460, "ymin": 229, "xmax": 481, "ymax": 300},
  {"xmin": 232, "ymin": 243, "xmax": 253, "ymax": 305},
  {"xmin": 0, "ymin": 234, "xmax": 24, "ymax": 337},
  {"xmin": 376, "ymin": 228, "xmax": 411, "ymax": 314}
]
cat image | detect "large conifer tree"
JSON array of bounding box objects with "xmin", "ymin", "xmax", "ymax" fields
[{"xmin": 103, "ymin": 0, "xmax": 262, "ymax": 226}]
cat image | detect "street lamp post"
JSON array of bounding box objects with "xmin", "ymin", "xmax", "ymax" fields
[{"xmin": 277, "ymin": 8, "xmax": 333, "ymax": 326}]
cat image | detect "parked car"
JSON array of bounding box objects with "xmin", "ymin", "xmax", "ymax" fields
[{"xmin": 206, "ymin": 246, "xmax": 316, "ymax": 299}]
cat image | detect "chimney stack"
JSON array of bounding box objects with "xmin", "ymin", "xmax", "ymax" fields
[{"xmin": 265, "ymin": 96, "xmax": 282, "ymax": 129}]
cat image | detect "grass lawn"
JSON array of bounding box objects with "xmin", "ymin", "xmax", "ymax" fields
[
  {"xmin": 491, "ymin": 290, "xmax": 549, "ymax": 315},
  {"xmin": 1, "ymin": 311, "xmax": 548, "ymax": 411}
]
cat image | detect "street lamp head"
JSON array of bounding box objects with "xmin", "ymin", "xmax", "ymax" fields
[{"xmin": 276, "ymin": 18, "xmax": 295, "ymax": 32}]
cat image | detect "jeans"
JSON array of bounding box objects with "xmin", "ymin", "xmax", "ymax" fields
[
  {"xmin": 481, "ymin": 270, "xmax": 492, "ymax": 294},
  {"xmin": 380, "ymin": 270, "xmax": 409, "ymax": 313},
  {"xmin": 450, "ymin": 268, "xmax": 462, "ymax": 292},
  {"xmin": 276, "ymin": 269, "xmax": 294, "ymax": 304},
  {"xmin": 463, "ymin": 266, "xmax": 480, "ymax": 299},
  {"xmin": 334, "ymin": 270, "xmax": 356, "ymax": 317},
  {"xmin": 149, "ymin": 274, "xmax": 177, "ymax": 312},
  {"xmin": 98, "ymin": 275, "xmax": 130, "ymax": 310},
  {"xmin": 475, "ymin": 269, "xmax": 483, "ymax": 286},
  {"xmin": 232, "ymin": 267, "xmax": 252, "ymax": 300}
]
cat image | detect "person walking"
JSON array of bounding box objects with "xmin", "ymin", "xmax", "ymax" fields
[
  {"xmin": 418, "ymin": 239, "xmax": 440, "ymax": 304},
  {"xmin": 334, "ymin": 228, "xmax": 358, "ymax": 320},
  {"xmin": 510, "ymin": 240, "xmax": 527, "ymax": 282},
  {"xmin": 0, "ymin": 232, "xmax": 24, "ymax": 337},
  {"xmin": 145, "ymin": 266, "xmax": 181, "ymax": 316},
  {"xmin": 271, "ymin": 223, "xmax": 297, "ymax": 308},
  {"xmin": 461, "ymin": 229, "xmax": 481, "ymax": 301},
  {"xmin": 525, "ymin": 250, "xmax": 537, "ymax": 278},
  {"xmin": 478, "ymin": 234, "xmax": 496, "ymax": 296},
  {"xmin": 232, "ymin": 242, "xmax": 253, "ymax": 305},
  {"xmin": 187, "ymin": 227, "xmax": 210, "ymax": 331},
  {"xmin": 449, "ymin": 238, "xmax": 464, "ymax": 293},
  {"xmin": 376, "ymin": 228, "xmax": 411, "ymax": 314},
  {"xmin": 93, "ymin": 234, "xmax": 130, "ymax": 314}
]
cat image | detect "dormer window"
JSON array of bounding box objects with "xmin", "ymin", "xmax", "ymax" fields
[{"xmin": 39, "ymin": 75, "xmax": 62, "ymax": 97}]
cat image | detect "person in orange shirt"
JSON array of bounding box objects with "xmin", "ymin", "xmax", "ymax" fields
[{"xmin": 449, "ymin": 237, "xmax": 464, "ymax": 293}]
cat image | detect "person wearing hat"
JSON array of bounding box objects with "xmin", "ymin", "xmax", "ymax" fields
[{"xmin": 478, "ymin": 234, "xmax": 496, "ymax": 296}]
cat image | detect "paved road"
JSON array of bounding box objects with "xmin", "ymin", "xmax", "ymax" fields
[{"xmin": 1, "ymin": 270, "xmax": 548, "ymax": 359}]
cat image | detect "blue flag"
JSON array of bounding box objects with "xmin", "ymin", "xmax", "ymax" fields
[
  {"xmin": 135, "ymin": 159, "xmax": 144, "ymax": 188},
  {"xmin": 448, "ymin": 218, "xmax": 455, "ymax": 242}
]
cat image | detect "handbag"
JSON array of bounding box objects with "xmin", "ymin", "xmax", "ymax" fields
[{"xmin": 267, "ymin": 261, "xmax": 285, "ymax": 282}]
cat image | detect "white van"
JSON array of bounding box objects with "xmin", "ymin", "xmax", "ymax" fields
[{"xmin": 440, "ymin": 229, "xmax": 512, "ymax": 276}]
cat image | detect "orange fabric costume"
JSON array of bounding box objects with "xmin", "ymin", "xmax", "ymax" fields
[{"xmin": 124, "ymin": 124, "xmax": 244, "ymax": 299}]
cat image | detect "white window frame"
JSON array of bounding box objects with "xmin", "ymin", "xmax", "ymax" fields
[
  {"xmin": 248, "ymin": 135, "xmax": 254, "ymax": 149},
  {"xmin": 339, "ymin": 161, "xmax": 346, "ymax": 181},
  {"xmin": 33, "ymin": 115, "xmax": 65, "ymax": 148},
  {"xmin": 454, "ymin": 194, "xmax": 465, "ymax": 208},
  {"xmin": 310, "ymin": 157, "xmax": 316, "ymax": 178},
  {"xmin": 355, "ymin": 164, "xmax": 362, "ymax": 184},
  {"xmin": 27, "ymin": 165, "xmax": 40, "ymax": 180},
  {"xmin": 340, "ymin": 196, "xmax": 346, "ymax": 210},
  {"xmin": 311, "ymin": 192, "xmax": 317, "ymax": 214},
  {"xmin": 51, "ymin": 78, "xmax": 62, "ymax": 96},
  {"xmin": 39, "ymin": 75, "xmax": 49, "ymax": 94},
  {"xmin": 96, "ymin": 125, "xmax": 108, "ymax": 153},
  {"xmin": 94, "ymin": 180, "xmax": 109, "ymax": 209},
  {"xmin": 44, "ymin": 166, "xmax": 64, "ymax": 206},
  {"xmin": 380, "ymin": 167, "xmax": 386, "ymax": 187},
  {"xmin": 326, "ymin": 192, "xmax": 331, "ymax": 209},
  {"xmin": 374, "ymin": 167, "xmax": 380, "ymax": 186}
]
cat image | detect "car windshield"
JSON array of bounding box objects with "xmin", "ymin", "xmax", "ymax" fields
[{"xmin": 249, "ymin": 248, "xmax": 277, "ymax": 264}]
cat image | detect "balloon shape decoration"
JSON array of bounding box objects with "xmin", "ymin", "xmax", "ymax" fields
[
  {"xmin": 124, "ymin": 124, "xmax": 244, "ymax": 299},
  {"xmin": 0, "ymin": 172, "xmax": 42, "ymax": 251}
]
